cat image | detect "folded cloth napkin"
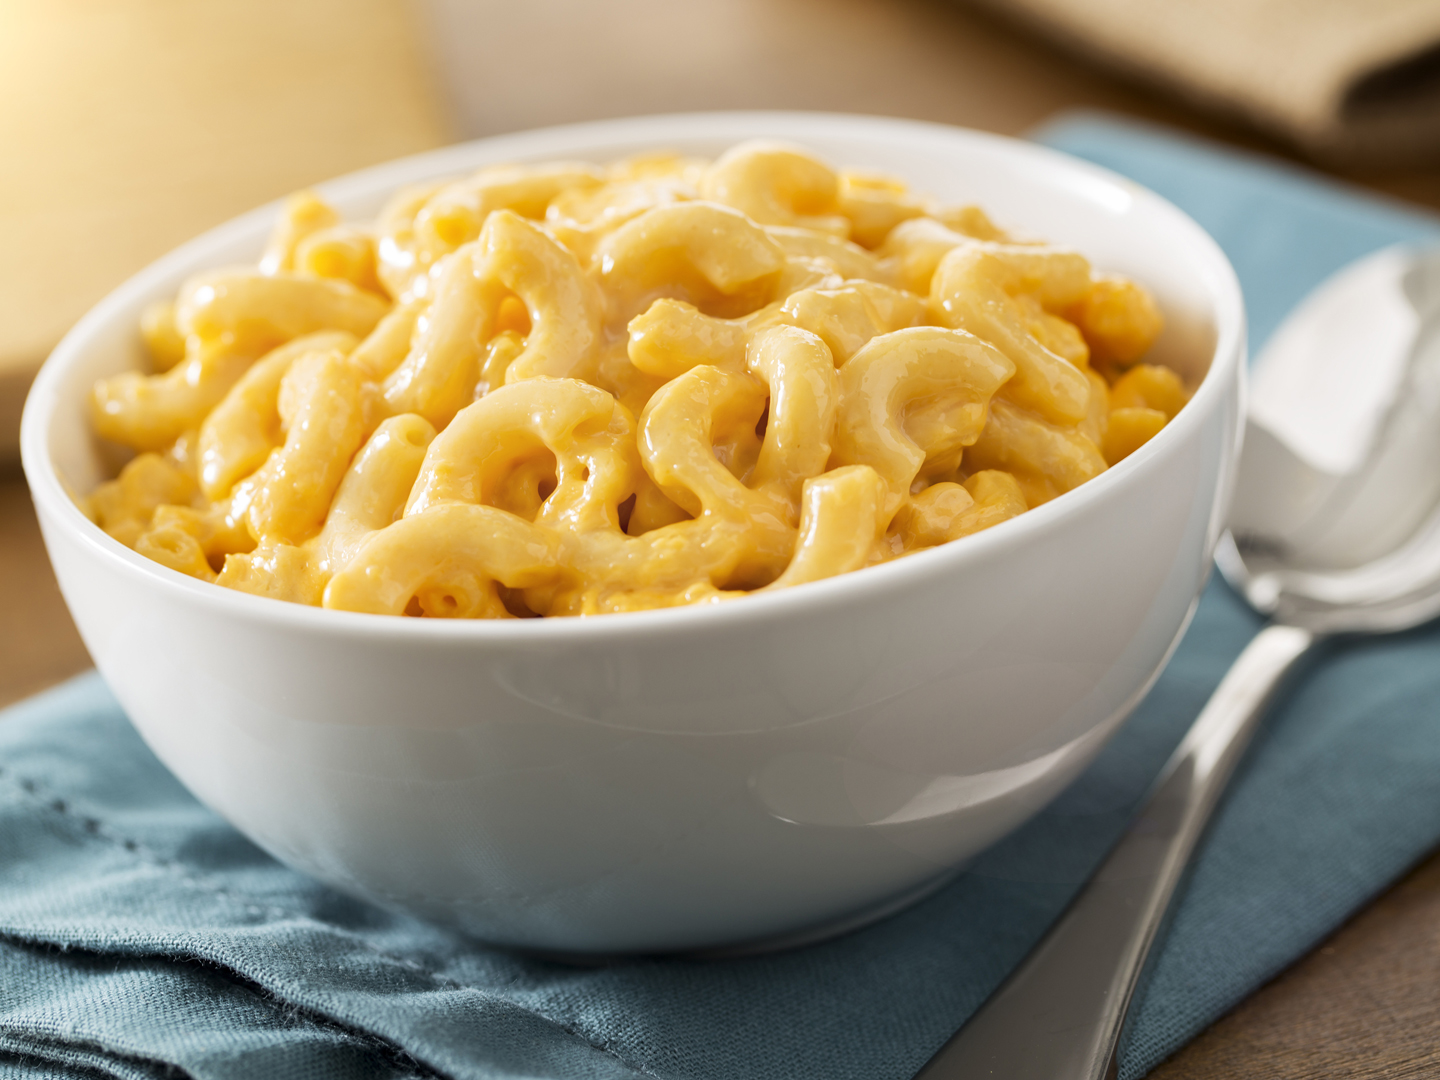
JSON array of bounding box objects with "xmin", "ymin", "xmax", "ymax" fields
[
  {"xmin": 967, "ymin": 0, "xmax": 1440, "ymax": 165},
  {"xmin": 4, "ymin": 114, "xmax": 1440, "ymax": 1080}
]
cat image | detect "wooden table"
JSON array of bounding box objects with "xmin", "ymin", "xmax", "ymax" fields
[{"xmin": 4, "ymin": 0, "xmax": 1439, "ymax": 1075}]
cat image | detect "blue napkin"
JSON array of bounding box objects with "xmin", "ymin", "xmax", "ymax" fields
[{"xmin": 5, "ymin": 113, "xmax": 1440, "ymax": 1080}]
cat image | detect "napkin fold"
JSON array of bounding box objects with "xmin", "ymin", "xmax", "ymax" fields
[
  {"xmin": 969, "ymin": 0, "xmax": 1440, "ymax": 164},
  {"xmin": 5, "ymin": 114, "xmax": 1440, "ymax": 1080}
]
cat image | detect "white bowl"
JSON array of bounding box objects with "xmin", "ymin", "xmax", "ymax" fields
[{"xmin": 21, "ymin": 112, "xmax": 1245, "ymax": 954}]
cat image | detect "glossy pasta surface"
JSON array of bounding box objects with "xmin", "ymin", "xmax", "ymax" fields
[{"xmin": 84, "ymin": 142, "xmax": 1183, "ymax": 618}]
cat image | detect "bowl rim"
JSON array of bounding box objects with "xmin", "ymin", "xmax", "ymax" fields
[{"xmin": 20, "ymin": 109, "xmax": 1246, "ymax": 646}]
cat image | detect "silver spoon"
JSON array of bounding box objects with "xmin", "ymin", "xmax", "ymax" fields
[{"xmin": 916, "ymin": 243, "xmax": 1440, "ymax": 1080}]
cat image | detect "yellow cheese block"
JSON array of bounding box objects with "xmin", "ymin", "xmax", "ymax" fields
[{"xmin": 0, "ymin": 0, "xmax": 451, "ymax": 459}]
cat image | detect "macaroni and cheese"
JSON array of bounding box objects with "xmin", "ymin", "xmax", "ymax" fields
[{"xmin": 85, "ymin": 142, "xmax": 1182, "ymax": 618}]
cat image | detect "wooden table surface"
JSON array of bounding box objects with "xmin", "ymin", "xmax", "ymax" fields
[{"xmin": 4, "ymin": 0, "xmax": 1440, "ymax": 1076}]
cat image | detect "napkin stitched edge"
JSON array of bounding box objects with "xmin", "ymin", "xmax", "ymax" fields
[{"xmin": 0, "ymin": 747, "xmax": 658, "ymax": 1080}]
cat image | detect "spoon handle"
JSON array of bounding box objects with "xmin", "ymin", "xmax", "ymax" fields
[{"xmin": 915, "ymin": 623, "xmax": 1314, "ymax": 1080}]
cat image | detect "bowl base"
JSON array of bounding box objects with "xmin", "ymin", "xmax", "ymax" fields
[
  {"xmin": 690, "ymin": 866, "xmax": 964, "ymax": 960},
  {"xmin": 513, "ymin": 867, "xmax": 963, "ymax": 966}
]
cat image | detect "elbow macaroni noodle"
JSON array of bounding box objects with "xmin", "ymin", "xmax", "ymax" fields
[{"xmin": 84, "ymin": 141, "xmax": 1181, "ymax": 618}]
